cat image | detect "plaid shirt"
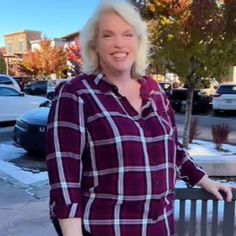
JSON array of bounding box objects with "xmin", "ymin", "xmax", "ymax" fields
[{"xmin": 46, "ymin": 74, "xmax": 205, "ymax": 236}]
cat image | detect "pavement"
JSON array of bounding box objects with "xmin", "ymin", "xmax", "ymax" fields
[{"xmin": 0, "ymin": 171, "xmax": 57, "ymax": 236}]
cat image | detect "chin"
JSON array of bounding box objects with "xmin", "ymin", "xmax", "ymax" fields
[
  {"xmin": 113, "ymin": 64, "xmax": 133, "ymax": 73},
  {"xmin": 114, "ymin": 67, "xmax": 132, "ymax": 74}
]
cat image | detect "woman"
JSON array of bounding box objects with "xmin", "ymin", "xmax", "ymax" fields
[{"xmin": 46, "ymin": 1, "xmax": 232, "ymax": 236}]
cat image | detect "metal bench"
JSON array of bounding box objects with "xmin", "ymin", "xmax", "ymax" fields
[
  {"xmin": 52, "ymin": 188, "xmax": 236, "ymax": 236},
  {"xmin": 175, "ymin": 188, "xmax": 236, "ymax": 236}
]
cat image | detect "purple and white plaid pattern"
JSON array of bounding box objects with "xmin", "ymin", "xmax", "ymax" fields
[{"xmin": 46, "ymin": 74, "xmax": 205, "ymax": 236}]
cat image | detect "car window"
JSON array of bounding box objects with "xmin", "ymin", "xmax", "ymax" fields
[
  {"xmin": 217, "ymin": 85, "xmax": 236, "ymax": 94},
  {"xmin": 0, "ymin": 87, "xmax": 20, "ymax": 96},
  {"xmin": 160, "ymin": 83, "xmax": 171, "ymax": 90},
  {"xmin": 170, "ymin": 89, "xmax": 203, "ymax": 100},
  {"xmin": 170, "ymin": 90, "xmax": 187, "ymax": 100},
  {"xmin": 31, "ymin": 81, "xmax": 47, "ymax": 89},
  {"xmin": 0, "ymin": 76, "xmax": 13, "ymax": 86}
]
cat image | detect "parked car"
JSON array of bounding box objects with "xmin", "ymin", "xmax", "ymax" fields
[
  {"xmin": 14, "ymin": 103, "xmax": 50, "ymax": 153},
  {"xmin": 0, "ymin": 74, "xmax": 21, "ymax": 91},
  {"xmin": 169, "ymin": 88, "xmax": 210, "ymax": 113},
  {"xmin": 13, "ymin": 76, "xmax": 32, "ymax": 91},
  {"xmin": 159, "ymin": 82, "xmax": 173, "ymax": 97},
  {"xmin": 13, "ymin": 81, "xmax": 67, "ymax": 152},
  {"xmin": 46, "ymin": 79, "xmax": 68, "ymax": 100},
  {"xmin": 0, "ymin": 85, "xmax": 49, "ymax": 122},
  {"xmin": 198, "ymin": 77, "xmax": 218, "ymax": 97},
  {"xmin": 24, "ymin": 79, "xmax": 69, "ymax": 98},
  {"xmin": 24, "ymin": 80, "xmax": 47, "ymax": 96},
  {"xmin": 212, "ymin": 83, "xmax": 236, "ymax": 114}
]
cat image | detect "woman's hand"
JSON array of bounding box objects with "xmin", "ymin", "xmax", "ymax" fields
[{"xmin": 197, "ymin": 175, "xmax": 232, "ymax": 202}]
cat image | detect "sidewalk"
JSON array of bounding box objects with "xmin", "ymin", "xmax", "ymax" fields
[{"xmin": 0, "ymin": 176, "xmax": 57, "ymax": 236}]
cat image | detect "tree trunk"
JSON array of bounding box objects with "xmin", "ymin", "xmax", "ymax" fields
[{"xmin": 182, "ymin": 88, "xmax": 194, "ymax": 148}]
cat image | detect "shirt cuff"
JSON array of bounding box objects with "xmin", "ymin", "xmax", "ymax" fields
[
  {"xmin": 180, "ymin": 160, "xmax": 206, "ymax": 187},
  {"xmin": 50, "ymin": 202, "xmax": 83, "ymax": 219}
]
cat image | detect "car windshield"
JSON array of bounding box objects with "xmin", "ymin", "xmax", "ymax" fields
[
  {"xmin": 217, "ymin": 85, "xmax": 236, "ymax": 94},
  {"xmin": 170, "ymin": 89, "xmax": 202, "ymax": 100},
  {"xmin": 0, "ymin": 76, "xmax": 12, "ymax": 85}
]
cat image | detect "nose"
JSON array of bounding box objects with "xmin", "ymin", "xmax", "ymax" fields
[{"xmin": 113, "ymin": 35, "xmax": 125, "ymax": 49}]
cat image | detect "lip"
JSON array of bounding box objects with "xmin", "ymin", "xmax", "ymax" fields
[
  {"xmin": 110, "ymin": 51, "xmax": 128, "ymax": 56},
  {"xmin": 110, "ymin": 52, "xmax": 129, "ymax": 61}
]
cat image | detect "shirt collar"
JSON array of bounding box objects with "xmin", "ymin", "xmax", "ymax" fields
[
  {"xmin": 94, "ymin": 73, "xmax": 120, "ymax": 94},
  {"xmin": 93, "ymin": 74, "xmax": 153, "ymax": 99}
]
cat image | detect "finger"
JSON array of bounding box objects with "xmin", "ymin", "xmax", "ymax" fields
[
  {"xmin": 212, "ymin": 190, "xmax": 224, "ymax": 201},
  {"xmin": 221, "ymin": 187, "xmax": 233, "ymax": 202}
]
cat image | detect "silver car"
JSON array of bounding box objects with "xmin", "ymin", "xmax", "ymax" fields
[
  {"xmin": 212, "ymin": 83, "xmax": 236, "ymax": 114},
  {"xmin": 0, "ymin": 85, "xmax": 49, "ymax": 122},
  {"xmin": 0, "ymin": 74, "xmax": 21, "ymax": 91}
]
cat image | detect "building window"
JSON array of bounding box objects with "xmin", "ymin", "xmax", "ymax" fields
[
  {"xmin": 18, "ymin": 41, "xmax": 24, "ymax": 54},
  {"xmin": 7, "ymin": 43, "xmax": 13, "ymax": 55}
]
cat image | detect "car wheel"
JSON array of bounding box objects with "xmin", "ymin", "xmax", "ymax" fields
[
  {"xmin": 213, "ymin": 110, "xmax": 220, "ymax": 116},
  {"xmin": 24, "ymin": 148, "xmax": 36, "ymax": 154},
  {"xmin": 172, "ymin": 102, "xmax": 182, "ymax": 112},
  {"xmin": 25, "ymin": 148, "xmax": 45, "ymax": 157}
]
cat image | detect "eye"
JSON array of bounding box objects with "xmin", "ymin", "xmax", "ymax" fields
[
  {"xmin": 125, "ymin": 33, "xmax": 134, "ymax": 37},
  {"xmin": 102, "ymin": 34, "xmax": 112, "ymax": 38}
]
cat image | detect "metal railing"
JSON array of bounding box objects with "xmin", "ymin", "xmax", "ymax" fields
[{"xmin": 175, "ymin": 188, "xmax": 236, "ymax": 236}]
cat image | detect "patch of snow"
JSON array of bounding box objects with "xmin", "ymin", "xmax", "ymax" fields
[
  {"xmin": 0, "ymin": 143, "xmax": 26, "ymax": 161},
  {"xmin": 187, "ymin": 140, "xmax": 236, "ymax": 157},
  {"xmin": 0, "ymin": 160, "xmax": 48, "ymax": 185}
]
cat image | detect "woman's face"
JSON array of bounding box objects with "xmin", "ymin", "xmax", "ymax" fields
[{"xmin": 96, "ymin": 12, "xmax": 139, "ymax": 77}]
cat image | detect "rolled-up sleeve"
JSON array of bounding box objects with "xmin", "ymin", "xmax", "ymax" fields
[
  {"xmin": 175, "ymin": 141, "xmax": 206, "ymax": 186},
  {"xmin": 165, "ymin": 94, "xmax": 206, "ymax": 186},
  {"xmin": 46, "ymin": 82, "xmax": 85, "ymax": 219}
]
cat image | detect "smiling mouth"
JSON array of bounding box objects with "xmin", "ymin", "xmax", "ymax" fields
[{"xmin": 111, "ymin": 52, "xmax": 128, "ymax": 58}]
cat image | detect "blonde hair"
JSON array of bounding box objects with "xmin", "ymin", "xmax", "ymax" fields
[{"xmin": 80, "ymin": 0, "xmax": 149, "ymax": 78}]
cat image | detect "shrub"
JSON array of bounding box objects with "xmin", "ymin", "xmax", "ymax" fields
[
  {"xmin": 189, "ymin": 118, "xmax": 201, "ymax": 143},
  {"xmin": 211, "ymin": 123, "xmax": 231, "ymax": 150}
]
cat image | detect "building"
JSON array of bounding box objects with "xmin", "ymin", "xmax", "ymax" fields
[
  {"xmin": 3, "ymin": 30, "xmax": 41, "ymax": 75},
  {"xmin": 4, "ymin": 30, "xmax": 41, "ymax": 55},
  {"xmin": 30, "ymin": 38, "xmax": 66, "ymax": 52},
  {"xmin": 61, "ymin": 31, "xmax": 80, "ymax": 42}
]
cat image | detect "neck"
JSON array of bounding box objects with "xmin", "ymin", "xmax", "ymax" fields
[{"xmin": 103, "ymin": 70, "xmax": 133, "ymax": 85}]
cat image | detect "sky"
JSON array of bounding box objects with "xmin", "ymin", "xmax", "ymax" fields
[{"xmin": 0, "ymin": 0, "xmax": 100, "ymax": 47}]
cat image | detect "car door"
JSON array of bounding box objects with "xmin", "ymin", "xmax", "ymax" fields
[{"xmin": 0, "ymin": 87, "xmax": 29, "ymax": 122}]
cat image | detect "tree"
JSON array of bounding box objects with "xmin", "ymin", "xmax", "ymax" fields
[
  {"xmin": 65, "ymin": 37, "xmax": 83, "ymax": 76},
  {"xmin": 139, "ymin": 0, "xmax": 236, "ymax": 148},
  {"xmin": 18, "ymin": 51, "xmax": 40, "ymax": 77},
  {"xmin": 0, "ymin": 51, "xmax": 6, "ymax": 74},
  {"xmin": 18, "ymin": 39, "xmax": 68, "ymax": 80}
]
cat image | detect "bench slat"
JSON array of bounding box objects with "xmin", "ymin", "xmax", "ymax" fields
[
  {"xmin": 174, "ymin": 188, "xmax": 236, "ymax": 236},
  {"xmin": 177, "ymin": 200, "xmax": 186, "ymax": 236},
  {"xmin": 201, "ymin": 200, "xmax": 207, "ymax": 236},
  {"xmin": 222, "ymin": 201, "xmax": 235, "ymax": 236},
  {"xmin": 211, "ymin": 200, "xmax": 218, "ymax": 236}
]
